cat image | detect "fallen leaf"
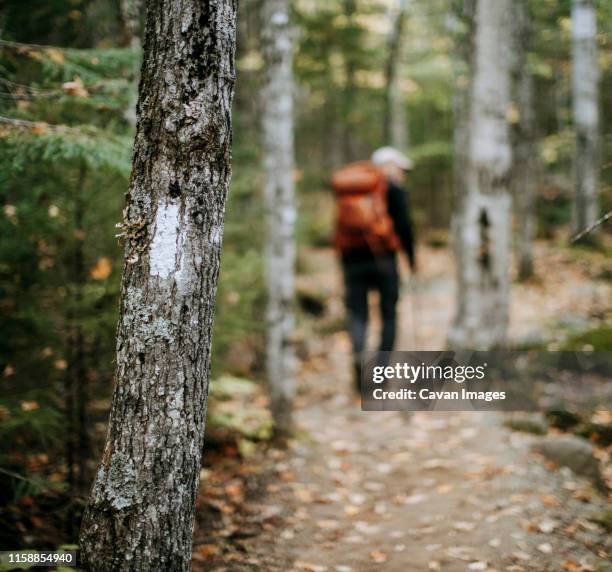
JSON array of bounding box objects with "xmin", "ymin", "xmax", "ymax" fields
[
  {"xmin": 20, "ymin": 400, "xmax": 39, "ymax": 412},
  {"xmin": 404, "ymin": 493, "xmax": 428, "ymax": 505},
  {"xmin": 369, "ymin": 550, "xmax": 387, "ymax": 564},
  {"xmin": 354, "ymin": 521, "xmax": 380, "ymax": 535},
  {"xmin": 436, "ymin": 484, "xmax": 454, "ymax": 494},
  {"xmin": 294, "ymin": 562, "xmax": 328, "ymax": 572},
  {"xmin": 30, "ymin": 516, "xmax": 44, "ymax": 528},
  {"xmin": 45, "ymin": 48, "xmax": 65, "ymax": 64},
  {"xmin": 90, "ymin": 257, "xmax": 112, "ymax": 280},
  {"xmin": 62, "ymin": 75, "xmax": 89, "ymax": 97},
  {"xmin": 294, "ymin": 488, "xmax": 313, "ymax": 503},
  {"xmin": 194, "ymin": 544, "xmax": 218, "ymax": 559},
  {"xmin": 316, "ymin": 519, "xmax": 339, "ymax": 529},
  {"xmin": 540, "ymin": 494, "xmax": 559, "ymax": 507},
  {"xmin": 446, "ymin": 546, "xmax": 474, "ymax": 561},
  {"xmin": 537, "ymin": 543, "xmax": 552, "ymax": 554},
  {"xmin": 538, "ymin": 519, "xmax": 558, "ymax": 534},
  {"xmin": 376, "ymin": 463, "xmax": 392, "ymax": 474}
]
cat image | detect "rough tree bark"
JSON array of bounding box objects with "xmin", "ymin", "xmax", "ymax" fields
[
  {"xmin": 449, "ymin": 0, "xmax": 513, "ymax": 350},
  {"xmin": 79, "ymin": 0, "xmax": 236, "ymax": 569},
  {"xmin": 260, "ymin": 0, "xmax": 297, "ymax": 437},
  {"xmin": 571, "ymin": 0, "xmax": 600, "ymax": 233},
  {"xmin": 512, "ymin": 0, "xmax": 537, "ymax": 280},
  {"xmin": 384, "ymin": 0, "xmax": 408, "ymax": 150}
]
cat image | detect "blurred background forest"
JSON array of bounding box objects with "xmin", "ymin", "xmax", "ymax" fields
[{"xmin": 0, "ymin": 0, "xmax": 611, "ymax": 554}]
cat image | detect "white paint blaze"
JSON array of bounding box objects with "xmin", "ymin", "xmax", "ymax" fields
[{"xmin": 149, "ymin": 201, "xmax": 180, "ymax": 279}]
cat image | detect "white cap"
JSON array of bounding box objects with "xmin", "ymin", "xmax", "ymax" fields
[{"xmin": 371, "ymin": 146, "xmax": 414, "ymax": 170}]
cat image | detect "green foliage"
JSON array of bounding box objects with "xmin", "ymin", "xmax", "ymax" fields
[
  {"xmin": 0, "ymin": 0, "xmax": 610, "ymax": 548},
  {"xmin": 207, "ymin": 376, "xmax": 273, "ymax": 444},
  {"xmin": 0, "ymin": 396, "xmax": 66, "ymax": 502},
  {"xmin": 0, "ymin": 39, "xmax": 133, "ymax": 506},
  {"xmin": 0, "ymin": 128, "xmax": 131, "ymax": 174},
  {"xmin": 560, "ymin": 325, "xmax": 612, "ymax": 351}
]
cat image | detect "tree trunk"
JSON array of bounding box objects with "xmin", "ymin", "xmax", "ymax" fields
[
  {"xmin": 342, "ymin": 0, "xmax": 357, "ymax": 162},
  {"xmin": 260, "ymin": 0, "xmax": 297, "ymax": 438},
  {"xmin": 73, "ymin": 169, "xmax": 90, "ymax": 495},
  {"xmin": 571, "ymin": 0, "xmax": 600, "ymax": 234},
  {"xmin": 384, "ymin": 0, "xmax": 408, "ymax": 150},
  {"xmin": 79, "ymin": 0, "xmax": 236, "ymax": 569},
  {"xmin": 119, "ymin": 0, "xmax": 142, "ymax": 126},
  {"xmin": 449, "ymin": 0, "xmax": 475, "ymax": 212},
  {"xmin": 65, "ymin": 164, "xmax": 89, "ymax": 538},
  {"xmin": 512, "ymin": 0, "xmax": 537, "ymax": 281},
  {"xmin": 119, "ymin": 0, "xmax": 142, "ymax": 49},
  {"xmin": 449, "ymin": 0, "xmax": 513, "ymax": 350}
]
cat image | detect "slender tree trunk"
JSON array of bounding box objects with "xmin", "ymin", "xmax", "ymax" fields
[
  {"xmin": 260, "ymin": 0, "xmax": 296, "ymax": 438},
  {"xmin": 449, "ymin": 0, "xmax": 475, "ymax": 219},
  {"xmin": 73, "ymin": 165, "xmax": 90, "ymax": 495},
  {"xmin": 449, "ymin": 0, "xmax": 513, "ymax": 350},
  {"xmin": 119, "ymin": 0, "xmax": 142, "ymax": 126},
  {"xmin": 119, "ymin": 0, "xmax": 142, "ymax": 49},
  {"xmin": 342, "ymin": 0, "xmax": 357, "ymax": 162},
  {"xmin": 384, "ymin": 0, "xmax": 408, "ymax": 150},
  {"xmin": 571, "ymin": 0, "xmax": 600, "ymax": 234},
  {"xmin": 64, "ymin": 164, "xmax": 89, "ymax": 538},
  {"xmin": 512, "ymin": 0, "xmax": 537, "ymax": 280},
  {"xmin": 63, "ymin": 326, "xmax": 76, "ymax": 538},
  {"xmin": 79, "ymin": 1, "xmax": 236, "ymax": 569}
]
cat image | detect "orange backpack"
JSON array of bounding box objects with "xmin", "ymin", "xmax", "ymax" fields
[{"xmin": 331, "ymin": 161, "xmax": 400, "ymax": 254}]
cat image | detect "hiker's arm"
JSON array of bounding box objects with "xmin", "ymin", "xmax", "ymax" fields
[{"xmin": 387, "ymin": 183, "xmax": 416, "ymax": 270}]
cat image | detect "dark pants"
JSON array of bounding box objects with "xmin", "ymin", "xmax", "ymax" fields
[{"xmin": 342, "ymin": 254, "xmax": 399, "ymax": 357}]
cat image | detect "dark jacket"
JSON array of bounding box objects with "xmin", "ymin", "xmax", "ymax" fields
[{"xmin": 341, "ymin": 181, "xmax": 415, "ymax": 268}]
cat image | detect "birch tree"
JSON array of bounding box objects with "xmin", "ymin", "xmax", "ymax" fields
[
  {"xmin": 384, "ymin": 0, "xmax": 408, "ymax": 150},
  {"xmin": 79, "ymin": 0, "xmax": 236, "ymax": 569},
  {"xmin": 260, "ymin": 0, "xmax": 297, "ymax": 437},
  {"xmin": 119, "ymin": 0, "xmax": 142, "ymax": 128},
  {"xmin": 512, "ymin": 0, "xmax": 537, "ymax": 280},
  {"xmin": 572, "ymin": 0, "xmax": 600, "ymax": 233},
  {"xmin": 449, "ymin": 0, "xmax": 513, "ymax": 349},
  {"xmin": 119, "ymin": 0, "xmax": 141, "ymax": 49},
  {"xmin": 449, "ymin": 0, "xmax": 475, "ymax": 222}
]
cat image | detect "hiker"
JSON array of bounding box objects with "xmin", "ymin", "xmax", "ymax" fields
[{"xmin": 331, "ymin": 147, "xmax": 417, "ymax": 390}]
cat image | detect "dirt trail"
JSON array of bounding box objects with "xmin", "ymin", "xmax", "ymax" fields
[{"xmin": 200, "ymin": 244, "xmax": 610, "ymax": 572}]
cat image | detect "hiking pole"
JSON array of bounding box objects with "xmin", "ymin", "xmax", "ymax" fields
[{"xmin": 570, "ymin": 209, "xmax": 612, "ymax": 244}]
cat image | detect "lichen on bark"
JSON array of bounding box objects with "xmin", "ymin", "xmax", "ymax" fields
[{"xmin": 79, "ymin": 1, "xmax": 237, "ymax": 570}]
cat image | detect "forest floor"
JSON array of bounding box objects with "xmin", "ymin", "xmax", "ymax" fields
[{"xmin": 193, "ymin": 242, "xmax": 611, "ymax": 572}]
